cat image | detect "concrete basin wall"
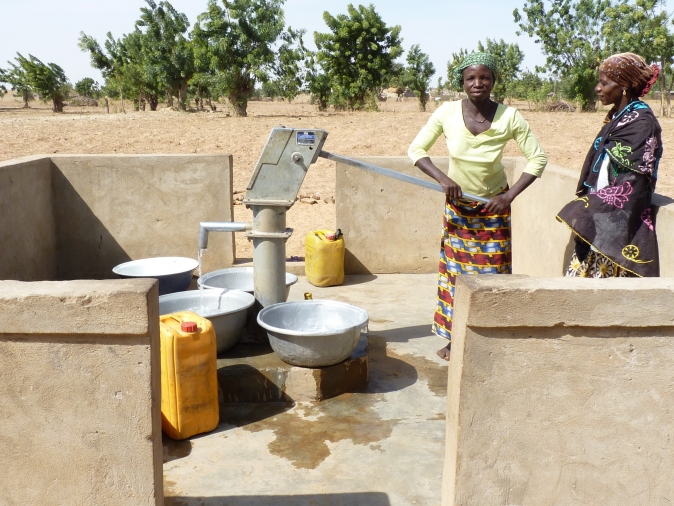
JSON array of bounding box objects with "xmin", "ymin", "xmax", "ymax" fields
[
  {"xmin": 0, "ymin": 279, "xmax": 163, "ymax": 506},
  {"xmin": 0, "ymin": 154, "xmax": 235, "ymax": 281},
  {"xmin": 336, "ymin": 156, "xmax": 674, "ymax": 276},
  {"xmin": 442, "ymin": 276, "xmax": 674, "ymax": 506},
  {"xmin": 0, "ymin": 156, "xmax": 57, "ymax": 281}
]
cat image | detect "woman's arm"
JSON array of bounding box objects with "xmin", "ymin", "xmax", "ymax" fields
[
  {"xmin": 484, "ymin": 173, "xmax": 536, "ymax": 214},
  {"xmin": 415, "ymin": 157, "xmax": 463, "ymax": 199},
  {"xmin": 485, "ymin": 110, "xmax": 547, "ymax": 214},
  {"xmin": 408, "ymin": 103, "xmax": 462, "ymax": 198}
]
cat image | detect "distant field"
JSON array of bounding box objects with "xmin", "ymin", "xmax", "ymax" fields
[{"xmin": 2, "ymin": 93, "xmax": 673, "ymax": 257}]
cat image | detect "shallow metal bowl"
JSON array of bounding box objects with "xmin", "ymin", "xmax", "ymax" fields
[
  {"xmin": 257, "ymin": 300, "xmax": 369, "ymax": 367},
  {"xmin": 113, "ymin": 257, "xmax": 198, "ymax": 296},
  {"xmin": 159, "ymin": 289, "xmax": 255, "ymax": 353},
  {"xmin": 198, "ymin": 267, "xmax": 298, "ymax": 300}
]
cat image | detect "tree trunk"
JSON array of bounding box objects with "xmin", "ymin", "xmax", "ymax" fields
[
  {"xmin": 140, "ymin": 94, "xmax": 146, "ymax": 111},
  {"xmin": 178, "ymin": 82, "xmax": 188, "ymax": 111},
  {"xmin": 147, "ymin": 95, "xmax": 158, "ymax": 111},
  {"xmin": 120, "ymin": 85, "xmax": 124, "ymax": 113},
  {"xmin": 197, "ymin": 87, "xmax": 204, "ymax": 111},
  {"xmin": 52, "ymin": 96, "xmax": 64, "ymax": 113},
  {"xmin": 105, "ymin": 97, "xmax": 109, "ymax": 114},
  {"xmin": 166, "ymin": 90, "xmax": 174, "ymax": 108},
  {"xmin": 207, "ymin": 98, "xmax": 216, "ymax": 112},
  {"xmin": 660, "ymin": 57, "xmax": 666, "ymax": 117},
  {"xmin": 229, "ymin": 92, "xmax": 248, "ymax": 117},
  {"xmin": 667, "ymin": 71, "xmax": 673, "ymax": 117}
]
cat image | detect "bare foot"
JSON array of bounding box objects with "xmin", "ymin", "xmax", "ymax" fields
[{"xmin": 436, "ymin": 343, "xmax": 451, "ymax": 361}]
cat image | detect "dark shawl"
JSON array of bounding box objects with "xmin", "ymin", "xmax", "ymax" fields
[{"xmin": 556, "ymin": 101, "xmax": 662, "ymax": 277}]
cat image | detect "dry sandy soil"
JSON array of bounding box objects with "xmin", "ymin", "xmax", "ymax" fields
[{"xmin": 2, "ymin": 94, "xmax": 673, "ymax": 258}]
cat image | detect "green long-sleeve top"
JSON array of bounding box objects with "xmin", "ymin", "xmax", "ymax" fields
[{"xmin": 408, "ymin": 101, "xmax": 547, "ymax": 198}]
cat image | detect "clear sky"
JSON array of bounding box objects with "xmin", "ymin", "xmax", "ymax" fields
[{"xmin": 0, "ymin": 0, "xmax": 546, "ymax": 84}]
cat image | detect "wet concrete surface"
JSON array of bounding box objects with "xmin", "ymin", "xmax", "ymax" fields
[
  {"xmin": 164, "ymin": 274, "xmax": 447, "ymax": 506},
  {"xmin": 216, "ymin": 335, "xmax": 369, "ymax": 402}
]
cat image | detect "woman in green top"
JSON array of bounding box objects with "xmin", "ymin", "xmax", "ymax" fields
[{"xmin": 408, "ymin": 52, "xmax": 547, "ymax": 360}]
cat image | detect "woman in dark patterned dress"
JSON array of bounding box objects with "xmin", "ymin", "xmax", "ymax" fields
[{"xmin": 557, "ymin": 53, "xmax": 662, "ymax": 278}]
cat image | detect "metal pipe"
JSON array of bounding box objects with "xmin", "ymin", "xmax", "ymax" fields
[
  {"xmin": 251, "ymin": 206, "xmax": 288, "ymax": 308},
  {"xmin": 199, "ymin": 222, "xmax": 251, "ymax": 249},
  {"xmin": 318, "ymin": 150, "xmax": 491, "ymax": 205}
]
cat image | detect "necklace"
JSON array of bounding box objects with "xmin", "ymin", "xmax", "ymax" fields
[{"xmin": 464, "ymin": 101, "xmax": 494, "ymax": 123}]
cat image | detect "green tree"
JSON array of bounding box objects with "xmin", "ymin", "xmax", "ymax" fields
[
  {"xmin": 304, "ymin": 53, "xmax": 332, "ymax": 111},
  {"xmin": 404, "ymin": 44, "xmax": 435, "ymax": 111},
  {"xmin": 192, "ymin": 0, "xmax": 289, "ymax": 117},
  {"xmin": 476, "ymin": 39, "xmax": 524, "ymax": 103},
  {"xmin": 136, "ymin": 0, "xmax": 195, "ymax": 110},
  {"xmin": 510, "ymin": 70, "xmax": 558, "ymax": 109},
  {"xmin": 0, "ymin": 61, "xmax": 35, "ymax": 107},
  {"xmin": 273, "ymin": 28, "xmax": 309, "ymax": 102},
  {"xmin": 514, "ymin": 0, "xmax": 614, "ymax": 111},
  {"xmin": 75, "ymin": 77, "xmax": 100, "ymax": 98},
  {"xmin": 79, "ymin": 31, "xmax": 135, "ymax": 110},
  {"xmin": 446, "ymin": 48, "xmax": 470, "ymax": 93},
  {"xmin": 314, "ymin": 4, "xmax": 403, "ymax": 110},
  {"xmin": 10, "ymin": 54, "xmax": 70, "ymax": 112},
  {"xmin": 603, "ymin": 0, "xmax": 674, "ymax": 116},
  {"xmin": 80, "ymin": 1, "xmax": 193, "ymax": 112}
]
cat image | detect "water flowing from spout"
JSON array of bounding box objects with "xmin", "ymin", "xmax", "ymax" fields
[{"xmin": 197, "ymin": 248, "xmax": 205, "ymax": 288}]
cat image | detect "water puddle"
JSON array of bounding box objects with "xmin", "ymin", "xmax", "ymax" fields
[{"xmin": 238, "ymin": 393, "xmax": 399, "ymax": 470}]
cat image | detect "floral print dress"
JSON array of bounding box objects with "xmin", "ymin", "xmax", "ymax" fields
[{"xmin": 557, "ymin": 101, "xmax": 662, "ymax": 278}]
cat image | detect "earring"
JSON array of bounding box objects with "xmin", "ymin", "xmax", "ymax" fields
[{"xmin": 623, "ymin": 89, "xmax": 627, "ymax": 96}]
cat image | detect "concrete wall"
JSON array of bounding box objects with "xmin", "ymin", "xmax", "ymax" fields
[
  {"xmin": 51, "ymin": 155, "xmax": 234, "ymax": 279},
  {"xmin": 0, "ymin": 279, "xmax": 163, "ymax": 506},
  {"xmin": 508, "ymin": 157, "xmax": 674, "ymax": 277},
  {"xmin": 443, "ymin": 275, "xmax": 674, "ymax": 506},
  {"xmin": 0, "ymin": 156, "xmax": 57, "ymax": 281},
  {"xmin": 336, "ymin": 157, "xmax": 447, "ymax": 274},
  {"xmin": 336, "ymin": 157, "xmax": 674, "ymax": 276}
]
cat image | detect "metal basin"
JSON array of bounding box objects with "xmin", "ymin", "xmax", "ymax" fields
[
  {"xmin": 198, "ymin": 267, "xmax": 298, "ymax": 300},
  {"xmin": 257, "ymin": 300, "xmax": 369, "ymax": 367},
  {"xmin": 159, "ymin": 289, "xmax": 255, "ymax": 354},
  {"xmin": 113, "ymin": 257, "xmax": 198, "ymax": 296}
]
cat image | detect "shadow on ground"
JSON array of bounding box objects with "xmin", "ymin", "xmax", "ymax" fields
[
  {"xmin": 379, "ymin": 324, "xmax": 433, "ymax": 343},
  {"xmin": 166, "ymin": 492, "xmax": 391, "ymax": 506}
]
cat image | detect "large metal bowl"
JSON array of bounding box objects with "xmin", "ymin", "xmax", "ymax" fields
[
  {"xmin": 159, "ymin": 289, "xmax": 255, "ymax": 353},
  {"xmin": 198, "ymin": 267, "xmax": 298, "ymax": 300},
  {"xmin": 113, "ymin": 257, "xmax": 198, "ymax": 296},
  {"xmin": 257, "ymin": 300, "xmax": 369, "ymax": 367}
]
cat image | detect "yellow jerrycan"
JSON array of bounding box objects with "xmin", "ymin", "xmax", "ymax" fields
[
  {"xmin": 305, "ymin": 229, "xmax": 345, "ymax": 287},
  {"xmin": 159, "ymin": 311, "xmax": 219, "ymax": 440}
]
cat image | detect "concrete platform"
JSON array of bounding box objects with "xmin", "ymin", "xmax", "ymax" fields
[
  {"xmin": 164, "ymin": 274, "xmax": 448, "ymax": 506},
  {"xmin": 217, "ymin": 335, "xmax": 369, "ymax": 402}
]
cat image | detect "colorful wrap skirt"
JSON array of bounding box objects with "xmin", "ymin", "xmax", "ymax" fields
[{"xmin": 432, "ymin": 198, "xmax": 512, "ymax": 340}]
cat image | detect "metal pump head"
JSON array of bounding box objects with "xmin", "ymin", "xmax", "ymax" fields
[{"xmin": 243, "ymin": 127, "xmax": 328, "ymax": 206}]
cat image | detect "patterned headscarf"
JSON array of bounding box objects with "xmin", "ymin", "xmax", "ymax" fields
[
  {"xmin": 452, "ymin": 52, "xmax": 499, "ymax": 91},
  {"xmin": 599, "ymin": 53, "xmax": 659, "ymax": 97}
]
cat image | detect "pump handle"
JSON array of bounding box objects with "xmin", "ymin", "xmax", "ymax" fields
[{"xmin": 318, "ymin": 150, "xmax": 490, "ymax": 205}]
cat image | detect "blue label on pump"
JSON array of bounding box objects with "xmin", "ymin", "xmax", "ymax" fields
[{"xmin": 297, "ymin": 131, "xmax": 316, "ymax": 145}]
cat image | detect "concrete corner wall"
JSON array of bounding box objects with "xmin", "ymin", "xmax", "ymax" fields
[
  {"xmin": 51, "ymin": 155, "xmax": 234, "ymax": 279},
  {"xmin": 443, "ymin": 275, "xmax": 674, "ymax": 506},
  {"xmin": 0, "ymin": 156, "xmax": 57, "ymax": 281},
  {"xmin": 0, "ymin": 279, "xmax": 163, "ymax": 506},
  {"xmin": 336, "ymin": 156, "xmax": 674, "ymax": 276}
]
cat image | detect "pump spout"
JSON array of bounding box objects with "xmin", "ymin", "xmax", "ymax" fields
[{"xmin": 199, "ymin": 222, "xmax": 251, "ymax": 249}]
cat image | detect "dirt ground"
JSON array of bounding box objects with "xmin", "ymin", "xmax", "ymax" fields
[{"xmin": 2, "ymin": 94, "xmax": 673, "ymax": 258}]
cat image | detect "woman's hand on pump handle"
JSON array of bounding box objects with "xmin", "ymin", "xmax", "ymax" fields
[
  {"xmin": 440, "ymin": 174, "xmax": 463, "ymax": 200},
  {"xmin": 484, "ymin": 193, "xmax": 512, "ymax": 215}
]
